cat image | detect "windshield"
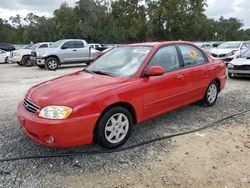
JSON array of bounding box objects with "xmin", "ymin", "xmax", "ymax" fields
[
  {"xmin": 217, "ymin": 42, "xmax": 240, "ymax": 49},
  {"xmin": 241, "ymin": 49, "xmax": 250, "ymax": 58},
  {"xmin": 50, "ymin": 40, "xmax": 64, "ymax": 48},
  {"xmin": 86, "ymin": 46, "xmax": 152, "ymax": 77}
]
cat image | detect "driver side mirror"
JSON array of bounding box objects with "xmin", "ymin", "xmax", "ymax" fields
[{"xmin": 145, "ymin": 66, "xmax": 165, "ymax": 77}]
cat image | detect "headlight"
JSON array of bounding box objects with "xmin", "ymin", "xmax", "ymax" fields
[
  {"xmin": 227, "ymin": 50, "xmax": 236, "ymax": 56},
  {"xmin": 227, "ymin": 63, "xmax": 234, "ymax": 69},
  {"xmin": 14, "ymin": 52, "xmax": 20, "ymax": 56},
  {"xmin": 39, "ymin": 106, "xmax": 72, "ymax": 120}
]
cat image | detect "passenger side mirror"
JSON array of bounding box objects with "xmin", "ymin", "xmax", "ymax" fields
[{"xmin": 145, "ymin": 66, "xmax": 165, "ymax": 77}]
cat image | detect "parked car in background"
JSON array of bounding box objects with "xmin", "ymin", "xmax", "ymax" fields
[
  {"xmin": 13, "ymin": 44, "xmax": 29, "ymax": 50},
  {"xmin": 33, "ymin": 39, "xmax": 101, "ymax": 70},
  {"xmin": 9, "ymin": 42, "xmax": 52, "ymax": 66},
  {"xmin": 0, "ymin": 42, "xmax": 15, "ymax": 51},
  {"xmin": 89, "ymin": 43, "xmax": 107, "ymax": 52},
  {"xmin": 227, "ymin": 49, "xmax": 250, "ymax": 78},
  {"xmin": 211, "ymin": 42, "xmax": 222, "ymax": 48},
  {"xmin": 194, "ymin": 42, "xmax": 213, "ymax": 53},
  {"xmin": 17, "ymin": 41, "xmax": 226, "ymax": 149},
  {"xmin": 0, "ymin": 49, "xmax": 10, "ymax": 63},
  {"xmin": 210, "ymin": 41, "xmax": 250, "ymax": 62},
  {"xmin": 89, "ymin": 43, "xmax": 102, "ymax": 49},
  {"xmin": 101, "ymin": 47, "xmax": 115, "ymax": 54}
]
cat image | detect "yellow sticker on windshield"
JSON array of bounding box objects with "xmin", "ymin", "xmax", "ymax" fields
[{"xmin": 188, "ymin": 50, "xmax": 197, "ymax": 60}]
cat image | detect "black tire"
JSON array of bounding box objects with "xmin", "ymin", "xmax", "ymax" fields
[
  {"xmin": 45, "ymin": 57, "xmax": 59, "ymax": 71},
  {"xmin": 95, "ymin": 106, "xmax": 133, "ymax": 149},
  {"xmin": 228, "ymin": 72, "xmax": 233, "ymax": 79},
  {"xmin": 201, "ymin": 81, "xmax": 219, "ymax": 107},
  {"xmin": 5, "ymin": 57, "xmax": 9, "ymax": 63},
  {"xmin": 22, "ymin": 56, "xmax": 33, "ymax": 67},
  {"xmin": 17, "ymin": 62, "xmax": 23, "ymax": 66},
  {"xmin": 37, "ymin": 65, "xmax": 45, "ymax": 69}
]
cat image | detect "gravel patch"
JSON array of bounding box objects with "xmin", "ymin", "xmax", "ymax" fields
[{"xmin": 0, "ymin": 64, "xmax": 249, "ymax": 187}]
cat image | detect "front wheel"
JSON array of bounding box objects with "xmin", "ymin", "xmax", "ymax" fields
[
  {"xmin": 45, "ymin": 57, "xmax": 59, "ymax": 71},
  {"xmin": 228, "ymin": 73, "xmax": 233, "ymax": 79},
  {"xmin": 5, "ymin": 57, "xmax": 9, "ymax": 63},
  {"xmin": 22, "ymin": 56, "xmax": 33, "ymax": 67},
  {"xmin": 201, "ymin": 81, "xmax": 219, "ymax": 107},
  {"xmin": 95, "ymin": 107, "xmax": 133, "ymax": 149}
]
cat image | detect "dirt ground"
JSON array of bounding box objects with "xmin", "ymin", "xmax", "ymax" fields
[{"xmin": 0, "ymin": 63, "xmax": 250, "ymax": 188}]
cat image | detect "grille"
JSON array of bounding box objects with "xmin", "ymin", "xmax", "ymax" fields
[
  {"xmin": 31, "ymin": 51, "xmax": 37, "ymax": 57},
  {"xmin": 234, "ymin": 65, "xmax": 250, "ymax": 70},
  {"xmin": 23, "ymin": 99, "xmax": 40, "ymax": 113},
  {"xmin": 211, "ymin": 53, "xmax": 226, "ymax": 58}
]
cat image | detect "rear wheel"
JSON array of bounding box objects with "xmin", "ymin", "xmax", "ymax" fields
[
  {"xmin": 95, "ymin": 107, "xmax": 133, "ymax": 149},
  {"xmin": 201, "ymin": 81, "xmax": 219, "ymax": 107},
  {"xmin": 22, "ymin": 56, "xmax": 33, "ymax": 67},
  {"xmin": 45, "ymin": 57, "xmax": 59, "ymax": 71}
]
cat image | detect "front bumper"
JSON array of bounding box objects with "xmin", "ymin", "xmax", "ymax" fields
[
  {"xmin": 228, "ymin": 69, "xmax": 250, "ymax": 77},
  {"xmin": 17, "ymin": 101, "xmax": 99, "ymax": 147},
  {"xmin": 9, "ymin": 56, "xmax": 22, "ymax": 63},
  {"xmin": 36, "ymin": 58, "xmax": 46, "ymax": 65},
  {"xmin": 211, "ymin": 55, "xmax": 234, "ymax": 62}
]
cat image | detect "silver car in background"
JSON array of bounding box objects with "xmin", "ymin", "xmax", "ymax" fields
[{"xmin": 33, "ymin": 39, "xmax": 101, "ymax": 70}]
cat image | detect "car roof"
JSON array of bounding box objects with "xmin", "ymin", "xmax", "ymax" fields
[
  {"xmin": 125, "ymin": 41, "xmax": 197, "ymax": 48},
  {"xmin": 37, "ymin": 42, "xmax": 53, "ymax": 44},
  {"xmin": 223, "ymin": 41, "xmax": 242, "ymax": 43},
  {"xmin": 60, "ymin": 39, "xmax": 85, "ymax": 42}
]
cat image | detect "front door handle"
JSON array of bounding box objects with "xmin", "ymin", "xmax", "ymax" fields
[
  {"xmin": 177, "ymin": 75, "xmax": 184, "ymax": 80},
  {"xmin": 73, "ymin": 50, "xmax": 77, "ymax": 51}
]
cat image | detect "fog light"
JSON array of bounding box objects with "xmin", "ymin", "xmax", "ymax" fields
[{"xmin": 49, "ymin": 136, "xmax": 55, "ymax": 143}]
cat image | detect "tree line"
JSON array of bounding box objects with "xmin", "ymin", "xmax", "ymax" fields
[{"xmin": 0, "ymin": 0, "xmax": 249, "ymax": 44}]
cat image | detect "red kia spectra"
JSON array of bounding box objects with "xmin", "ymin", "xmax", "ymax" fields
[{"xmin": 17, "ymin": 41, "xmax": 227, "ymax": 149}]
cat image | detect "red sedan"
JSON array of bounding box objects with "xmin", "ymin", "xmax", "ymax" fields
[{"xmin": 17, "ymin": 41, "xmax": 227, "ymax": 149}]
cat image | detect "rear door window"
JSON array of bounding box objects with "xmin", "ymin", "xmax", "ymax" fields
[
  {"xmin": 178, "ymin": 45, "xmax": 207, "ymax": 67},
  {"xmin": 74, "ymin": 41, "xmax": 84, "ymax": 48}
]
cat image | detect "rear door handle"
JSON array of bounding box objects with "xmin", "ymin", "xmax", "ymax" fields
[
  {"xmin": 177, "ymin": 75, "xmax": 184, "ymax": 80},
  {"xmin": 73, "ymin": 50, "xmax": 77, "ymax": 51}
]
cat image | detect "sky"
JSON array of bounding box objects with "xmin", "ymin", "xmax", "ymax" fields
[{"xmin": 0, "ymin": 0, "xmax": 249, "ymax": 28}]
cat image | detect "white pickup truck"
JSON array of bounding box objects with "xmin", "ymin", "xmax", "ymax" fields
[
  {"xmin": 9, "ymin": 42, "xmax": 52, "ymax": 66},
  {"xmin": 33, "ymin": 39, "xmax": 101, "ymax": 70}
]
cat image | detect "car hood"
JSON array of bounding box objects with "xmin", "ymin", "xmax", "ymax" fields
[
  {"xmin": 231, "ymin": 58, "xmax": 250, "ymax": 65},
  {"xmin": 36, "ymin": 48, "xmax": 54, "ymax": 54},
  {"xmin": 210, "ymin": 48, "xmax": 238, "ymax": 55},
  {"xmin": 12, "ymin": 49, "xmax": 32, "ymax": 54},
  {"xmin": 26, "ymin": 71, "xmax": 127, "ymax": 107}
]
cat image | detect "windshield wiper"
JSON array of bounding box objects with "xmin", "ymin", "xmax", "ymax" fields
[
  {"xmin": 83, "ymin": 69, "xmax": 114, "ymax": 76},
  {"xmin": 92, "ymin": 70, "xmax": 114, "ymax": 76},
  {"xmin": 83, "ymin": 69, "xmax": 95, "ymax": 74}
]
